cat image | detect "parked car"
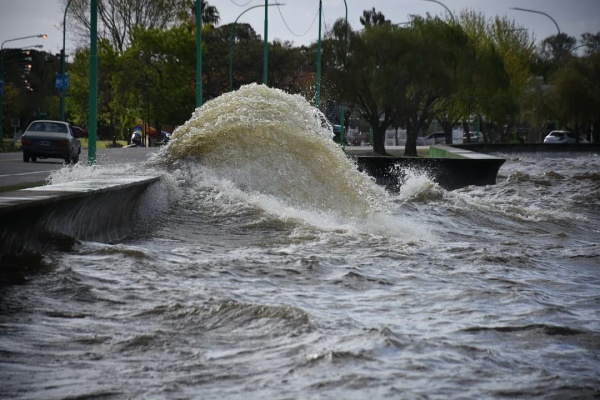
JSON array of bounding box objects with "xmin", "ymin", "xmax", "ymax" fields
[
  {"xmin": 543, "ymin": 130, "xmax": 588, "ymax": 144},
  {"xmin": 345, "ymin": 128, "xmax": 370, "ymax": 146},
  {"xmin": 462, "ymin": 132, "xmax": 482, "ymax": 143},
  {"xmin": 424, "ymin": 131, "xmax": 447, "ymax": 145},
  {"xmin": 21, "ymin": 120, "xmax": 81, "ymax": 163}
]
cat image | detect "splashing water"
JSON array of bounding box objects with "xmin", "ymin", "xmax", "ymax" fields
[
  {"xmin": 396, "ymin": 167, "xmax": 444, "ymax": 202},
  {"xmin": 151, "ymin": 84, "xmax": 387, "ymax": 217}
]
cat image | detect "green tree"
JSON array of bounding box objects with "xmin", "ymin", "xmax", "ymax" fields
[
  {"xmin": 458, "ymin": 11, "xmax": 533, "ymax": 142},
  {"xmin": 66, "ymin": 0, "xmax": 218, "ymax": 52},
  {"xmin": 532, "ymin": 33, "xmax": 578, "ymax": 81},
  {"xmin": 325, "ymin": 19, "xmax": 410, "ymax": 155},
  {"xmin": 400, "ymin": 17, "xmax": 473, "ymax": 155},
  {"xmin": 179, "ymin": 0, "xmax": 220, "ymax": 26},
  {"xmin": 579, "ymin": 32, "xmax": 600, "ymax": 56},
  {"xmin": 1, "ymin": 49, "xmax": 60, "ymax": 135},
  {"xmin": 359, "ymin": 7, "xmax": 390, "ymax": 27},
  {"xmin": 66, "ymin": 40, "xmax": 122, "ymax": 138},
  {"xmin": 549, "ymin": 52, "xmax": 600, "ymax": 141},
  {"xmin": 64, "ymin": 48, "xmax": 90, "ymax": 129},
  {"xmin": 541, "ymin": 33, "xmax": 577, "ymax": 64},
  {"xmin": 124, "ymin": 25, "xmax": 200, "ymax": 128}
]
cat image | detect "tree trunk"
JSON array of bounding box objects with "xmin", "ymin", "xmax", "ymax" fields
[
  {"xmin": 462, "ymin": 121, "xmax": 471, "ymax": 143},
  {"xmin": 404, "ymin": 112, "xmax": 429, "ymax": 157},
  {"xmin": 404, "ymin": 125, "xmax": 418, "ymax": 157},
  {"xmin": 404, "ymin": 135, "xmax": 418, "ymax": 157},
  {"xmin": 372, "ymin": 126, "xmax": 388, "ymax": 155},
  {"xmin": 441, "ymin": 120, "xmax": 454, "ymax": 144}
]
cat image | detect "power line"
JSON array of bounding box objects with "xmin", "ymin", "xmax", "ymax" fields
[
  {"xmin": 275, "ymin": 3, "xmax": 319, "ymax": 38},
  {"xmin": 229, "ymin": 0, "xmax": 254, "ymax": 7},
  {"xmin": 227, "ymin": 1, "xmax": 319, "ymax": 40}
]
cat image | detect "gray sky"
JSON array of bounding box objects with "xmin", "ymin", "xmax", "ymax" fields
[{"xmin": 1, "ymin": 0, "xmax": 599, "ymax": 55}]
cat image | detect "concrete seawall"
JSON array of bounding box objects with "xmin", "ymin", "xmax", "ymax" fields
[
  {"xmin": 0, "ymin": 176, "xmax": 159, "ymax": 257},
  {"xmin": 453, "ymin": 143, "xmax": 600, "ymax": 154},
  {"xmin": 346, "ymin": 145, "xmax": 506, "ymax": 190}
]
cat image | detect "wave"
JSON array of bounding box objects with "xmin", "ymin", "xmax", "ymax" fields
[
  {"xmin": 141, "ymin": 84, "xmax": 436, "ymax": 241},
  {"xmin": 462, "ymin": 324, "xmax": 586, "ymax": 336},
  {"xmin": 45, "ymin": 85, "xmax": 437, "ymax": 242},
  {"xmin": 150, "ymin": 84, "xmax": 388, "ymax": 218}
]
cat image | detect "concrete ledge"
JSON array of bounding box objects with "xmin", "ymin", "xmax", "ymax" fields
[
  {"xmin": 353, "ymin": 157, "xmax": 505, "ymax": 191},
  {"xmin": 0, "ymin": 176, "xmax": 159, "ymax": 256},
  {"xmin": 429, "ymin": 144, "xmax": 503, "ymax": 160},
  {"xmin": 346, "ymin": 145, "xmax": 505, "ymax": 191},
  {"xmin": 453, "ymin": 143, "xmax": 600, "ymax": 154}
]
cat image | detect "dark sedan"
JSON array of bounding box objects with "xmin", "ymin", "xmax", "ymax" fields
[{"xmin": 21, "ymin": 120, "xmax": 81, "ymax": 163}]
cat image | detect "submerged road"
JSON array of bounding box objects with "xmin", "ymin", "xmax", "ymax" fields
[
  {"xmin": 0, "ymin": 147, "xmax": 158, "ymax": 190},
  {"xmin": 0, "ymin": 145, "xmax": 425, "ymax": 190},
  {"xmin": 0, "ymin": 145, "xmax": 431, "ymax": 190}
]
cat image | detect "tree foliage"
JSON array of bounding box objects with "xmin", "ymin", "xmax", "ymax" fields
[
  {"xmin": 359, "ymin": 8, "xmax": 390, "ymax": 27},
  {"xmin": 579, "ymin": 32, "xmax": 600, "ymax": 56},
  {"xmin": 1, "ymin": 49, "xmax": 60, "ymax": 135},
  {"xmin": 549, "ymin": 52, "xmax": 600, "ymax": 140},
  {"xmin": 65, "ymin": 0, "xmax": 219, "ymax": 52},
  {"xmin": 3, "ymin": 2, "xmax": 599, "ymax": 155}
]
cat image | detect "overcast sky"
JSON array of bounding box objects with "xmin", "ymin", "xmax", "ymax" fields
[{"xmin": 1, "ymin": 0, "xmax": 599, "ymax": 55}]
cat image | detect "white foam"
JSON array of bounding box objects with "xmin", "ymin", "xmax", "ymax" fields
[{"xmin": 151, "ymin": 84, "xmax": 391, "ymax": 217}]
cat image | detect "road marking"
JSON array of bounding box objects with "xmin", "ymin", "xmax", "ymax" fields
[{"xmin": 0, "ymin": 171, "xmax": 50, "ymax": 178}]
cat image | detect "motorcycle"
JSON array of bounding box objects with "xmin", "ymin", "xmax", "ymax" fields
[{"xmin": 130, "ymin": 131, "xmax": 142, "ymax": 147}]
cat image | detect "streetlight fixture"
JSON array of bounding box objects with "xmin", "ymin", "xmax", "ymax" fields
[
  {"xmin": 509, "ymin": 7, "xmax": 561, "ymax": 35},
  {"xmin": 0, "ymin": 34, "xmax": 47, "ymax": 145},
  {"xmin": 422, "ymin": 0, "xmax": 455, "ymax": 22},
  {"xmin": 230, "ymin": 3, "xmax": 284, "ymax": 92},
  {"xmin": 1, "ymin": 34, "xmax": 47, "ymax": 50},
  {"xmin": 22, "ymin": 45, "xmax": 44, "ymax": 50}
]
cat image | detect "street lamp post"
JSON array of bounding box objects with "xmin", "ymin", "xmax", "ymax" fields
[
  {"xmin": 422, "ymin": 0, "xmax": 455, "ymax": 22},
  {"xmin": 0, "ymin": 34, "xmax": 47, "ymax": 145},
  {"xmin": 196, "ymin": 0, "xmax": 202, "ymax": 107},
  {"xmin": 262, "ymin": 0, "xmax": 277, "ymax": 85},
  {"xmin": 314, "ymin": 0, "xmax": 348, "ymax": 145},
  {"xmin": 316, "ymin": 0, "xmax": 322, "ymax": 108},
  {"xmin": 316, "ymin": 0, "xmax": 348, "ymax": 108},
  {"xmin": 144, "ymin": 80, "xmax": 152, "ymax": 147},
  {"xmin": 89, "ymin": 0, "xmax": 98, "ymax": 165},
  {"xmin": 60, "ymin": 0, "xmax": 74, "ymax": 122},
  {"xmin": 230, "ymin": 3, "xmax": 284, "ymax": 92},
  {"xmin": 510, "ymin": 7, "xmax": 561, "ymax": 35},
  {"xmin": 339, "ymin": 0, "xmax": 347, "ymax": 147},
  {"xmin": 263, "ymin": 0, "xmax": 268, "ymax": 85},
  {"xmin": 343, "ymin": 0, "xmax": 347, "ymax": 31}
]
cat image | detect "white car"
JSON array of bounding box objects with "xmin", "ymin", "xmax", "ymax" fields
[
  {"xmin": 21, "ymin": 120, "xmax": 81, "ymax": 163},
  {"xmin": 424, "ymin": 132, "xmax": 446, "ymax": 145},
  {"xmin": 462, "ymin": 132, "xmax": 482, "ymax": 143},
  {"xmin": 543, "ymin": 130, "xmax": 588, "ymax": 144}
]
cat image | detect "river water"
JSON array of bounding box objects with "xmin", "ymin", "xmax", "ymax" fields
[{"xmin": 1, "ymin": 85, "xmax": 599, "ymax": 399}]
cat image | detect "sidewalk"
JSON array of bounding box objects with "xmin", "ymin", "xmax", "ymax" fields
[{"xmin": 344, "ymin": 145, "xmax": 430, "ymax": 157}]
